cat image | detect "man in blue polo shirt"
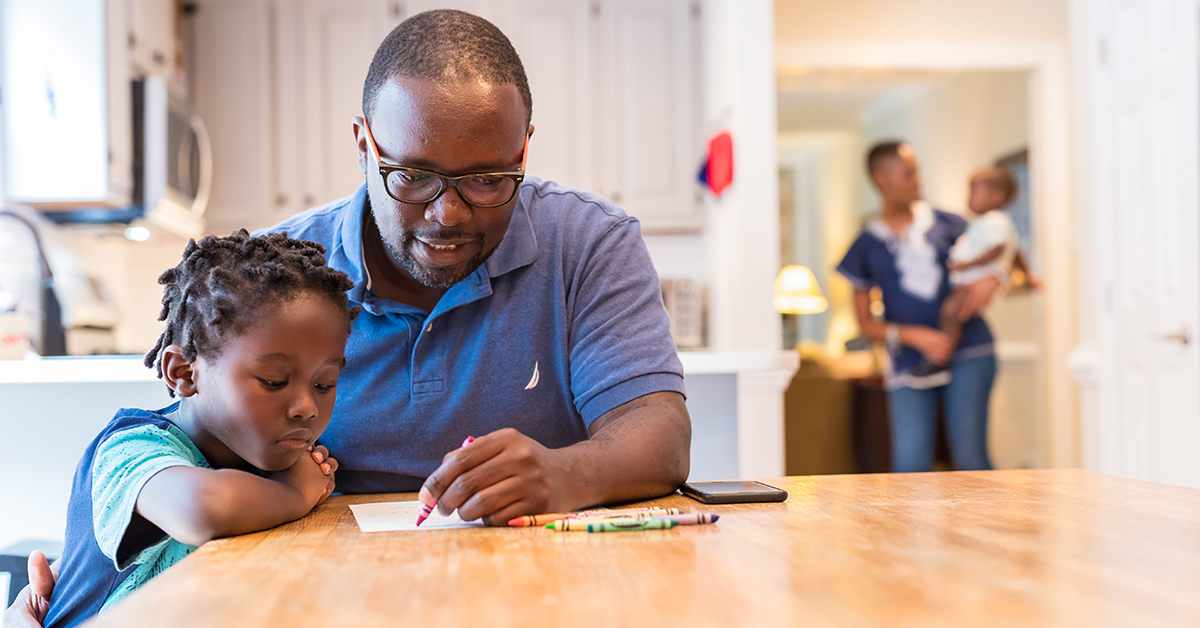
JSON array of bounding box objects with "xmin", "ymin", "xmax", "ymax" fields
[
  {"xmin": 270, "ymin": 9, "xmax": 691, "ymax": 524},
  {"xmin": 5, "ymin": 11, "xmax": 690, "ymax": 626}
]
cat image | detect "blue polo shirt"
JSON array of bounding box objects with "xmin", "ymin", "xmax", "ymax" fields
[
  {"xmin": 836, "ymin": 202, "xmax": 994, "ymax": 390},
  {"xmin": 266, "ymin": 178, "xmax": 685, "ymax": 493}
]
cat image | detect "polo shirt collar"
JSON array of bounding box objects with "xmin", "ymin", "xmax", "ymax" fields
[
  {"xmin": 483, "ymin": 184, "xmax": 538, "ymax": 278},
  {"xmin": 339, "ymin": 184, "xmax": 371, "ymax": 305},
  {"xmin": 345, "ymin": 183, "xmax": 539, "ymax": 306}
]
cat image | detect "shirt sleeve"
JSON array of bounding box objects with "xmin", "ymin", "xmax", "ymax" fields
[
  {"xmin": 91, "ymin": 424, "xmax": 202, "ymax": 570},
  {"xmin": 567, "ymin": 218, "xmax": 686, "ymax": 425},
  {"xmin": 836, "ymin": 234, "xmax": 875, "ymax": 290},
  {"xmin": 973, "ymin": 212, "xmax": 1017, "ymax": 250}
]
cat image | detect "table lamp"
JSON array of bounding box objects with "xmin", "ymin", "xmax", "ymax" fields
[{"xmin": 774, "ymin": 265, "xmax": 828, "ymax": 353}]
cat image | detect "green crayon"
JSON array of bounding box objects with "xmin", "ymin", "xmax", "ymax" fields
[{"xmin": 586, "ymin": 519, "xmax": 678, "ymax": 533}]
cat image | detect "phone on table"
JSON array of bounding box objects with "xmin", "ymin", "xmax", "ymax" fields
[{"xmin": 679, "ymin": 480, "xmax": 788, "ymax": 504}]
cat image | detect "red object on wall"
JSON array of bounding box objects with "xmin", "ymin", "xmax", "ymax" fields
[{"xmin": 706, "ymin": 131, "xmax": 734, "ymax": 196}]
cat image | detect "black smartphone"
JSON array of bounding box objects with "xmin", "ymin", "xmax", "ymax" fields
[{"xmin": 679, "ymin": 480, "xmax": 788, "ymax": 504}]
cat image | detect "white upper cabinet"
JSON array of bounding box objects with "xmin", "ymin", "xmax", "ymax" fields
[
  {"xmin": 191, "ymin": 0, "xmax": 276, "ymax": 234},
  {"xmin": 502, "ymin": 0, "xmax": 595, "ymax": 192},
  {"xmin": 128, "ymin": 0, "xmax": 176, "ymax": 78},
  {"xmin": 287, "ymin": 0, "xmax": 396, "ymax": 211},
  {"xmin": 193, "ymin": 0, "xmax": 702, "ymax": 233},
  {"xmin": 597, "ymin": 0, "xmax": 701, "ymax": 232}
]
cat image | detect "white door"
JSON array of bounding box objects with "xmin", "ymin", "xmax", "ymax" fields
[{"xmin": 1087, "ymin": 0, "xmax": 1200, "ymax": 487}]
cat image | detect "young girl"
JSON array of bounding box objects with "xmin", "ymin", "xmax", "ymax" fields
[{"xmin": 44, "ymin": 230, "xmax": 360, "ymax": 628}]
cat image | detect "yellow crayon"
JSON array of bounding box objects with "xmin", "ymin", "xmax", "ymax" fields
[
  {"xmin": 587, "ymin": 519, "xmax": 677, "ymax": 532},
  {"xmin": 508, "ymin": 506, "xmax": 678, "ymax": 527},
  {"xmin": 547, "ymin": 511, "xmax": 711, "ymax": 531}
]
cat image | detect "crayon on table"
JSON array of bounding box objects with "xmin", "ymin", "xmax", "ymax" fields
[
  {"xmin": 415, "ymin": 435, "xmax": 475, "ymax": 527},
  {"xmin": 507, "ymin": 507, "xmax": 680, "ymax": 527},
  {"xmin": 547, "ymin": 513, "xmax": 718, "ymax": 531},
  {"xmin": 586, "ymin": 519, "xmax": 678, "ymax": 533}
]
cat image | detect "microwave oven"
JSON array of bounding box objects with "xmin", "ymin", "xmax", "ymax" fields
[
  {"xmin": 0, "ymin": 0, "xmax": 209, "ymax": 235},
  {"xmin": 134, "ymin": 75, "xmax": 212, "ymax": 235}
]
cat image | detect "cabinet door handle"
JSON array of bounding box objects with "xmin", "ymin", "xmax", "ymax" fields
[
  {"xmin": 1153, "ymin": 327, "xmax": 1191, "ymax": 346},
  {"xmin": 275, "ymin": 194, "xmax": 289, "ymax": 207}
]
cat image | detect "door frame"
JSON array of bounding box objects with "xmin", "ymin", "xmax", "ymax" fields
[{"xmin": 775, "ymin": 40, "xmax": 1078, "ymax": 468}]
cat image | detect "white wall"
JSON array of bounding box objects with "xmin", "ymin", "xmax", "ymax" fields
[
  {"xmin": 777, "ymin": 131, "xmax": 860, "ymax": 352},
  {"xmin": 774, "ymin": 0, "xmax": 1068, "ymax": 44},
  {"xmin": 856, "ymin": 72, "xmax": 1029, "ymax": 217},
  {"xmin": 699, "ymin": 0, "xmax": 781, "ymax": 352}
]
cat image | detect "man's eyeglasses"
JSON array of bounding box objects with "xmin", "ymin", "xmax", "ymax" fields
[{"xmin": 362, "ymin": 118, "xmax": 528, "ymax": 208}]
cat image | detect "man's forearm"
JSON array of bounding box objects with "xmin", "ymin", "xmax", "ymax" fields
[{"xmin": 563, "ymin": 391, "xmax": 691, "ymax": 510}]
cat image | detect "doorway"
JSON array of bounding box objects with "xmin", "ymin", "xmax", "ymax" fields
[{"xmin": 777, "ymin": 68, "xmax": 1047, "ymax": 470}]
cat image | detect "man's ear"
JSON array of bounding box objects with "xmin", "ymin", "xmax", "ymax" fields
[
  {"xmin": 161, "ymin": 345, "xmax": 199, "ymax": 398},
  {"xmin": 352, "ymin": 115, "xmax": 369, "ymax": 175},
  {"xmin": 527, "ymin": 123, "xmax": 535, "ymax": 140}
]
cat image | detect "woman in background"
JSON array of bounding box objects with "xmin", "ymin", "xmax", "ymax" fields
[{"xmin": 837, "ymin": 141, "xmax": 1001, "ymax": 473}]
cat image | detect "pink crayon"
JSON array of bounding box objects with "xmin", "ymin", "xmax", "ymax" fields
[{"xmin": 415, "ymin": 436, "xmax": 475, "ymax": 527}]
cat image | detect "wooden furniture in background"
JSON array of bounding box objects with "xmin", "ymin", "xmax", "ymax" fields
[
  {"xmin": 783, "ymin": 358, "xmax": 856, "ymax": 475},
  {"xmin": 92, "ymin": 470, "xmax": 1200, "ymax": 627}
]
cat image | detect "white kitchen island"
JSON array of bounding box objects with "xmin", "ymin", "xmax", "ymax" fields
[{"xmin": 0, "ymin": 351, "xmax": 798, "ymax": 556}]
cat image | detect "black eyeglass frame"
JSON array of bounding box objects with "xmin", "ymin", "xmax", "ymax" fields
[{"xmin": 362, "ymin": 118, "xmax": 528, "ymax": 209}]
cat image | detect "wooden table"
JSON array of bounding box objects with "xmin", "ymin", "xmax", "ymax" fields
[{"xmin": 91, "ymin": 470, "xmax": 1200, "ymax": 627}]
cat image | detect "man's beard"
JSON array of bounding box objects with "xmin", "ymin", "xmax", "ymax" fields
[{"xmin": 369, "ymin": 201, "xmax": 498, "ymax": 289}]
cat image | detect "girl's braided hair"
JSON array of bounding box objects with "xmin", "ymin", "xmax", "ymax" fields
[{"xmin": 144, "ymin": 229, "xmax": 360, "ymax": 396}]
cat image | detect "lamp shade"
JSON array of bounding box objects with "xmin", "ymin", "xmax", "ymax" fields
[{"xmin": 773, "ymin": 265, "xmax": 828, "ymax": 314}]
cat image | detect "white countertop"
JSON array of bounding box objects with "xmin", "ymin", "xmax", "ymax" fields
[{"xmin": 0, "ymin": 350, "xmax": 800, "ymax": 384}]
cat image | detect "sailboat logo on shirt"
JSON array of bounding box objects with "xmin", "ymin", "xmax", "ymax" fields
[{"xmin": 524, "ymin": 361, "xmax": 540, "ymax": 390}]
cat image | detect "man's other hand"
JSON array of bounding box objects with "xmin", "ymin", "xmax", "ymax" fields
[
  {"xmin": 3, "ymin": 550, "xmax": 55, "ymax": 628},
  {"xmin": 417, "ymin": 428, "xmax": 570, "ymax": 526}
]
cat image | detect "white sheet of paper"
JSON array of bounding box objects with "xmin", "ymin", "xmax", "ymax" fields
[{"xmin": 349, "ymin": 500, "xmax": 485, "ymax": 532}]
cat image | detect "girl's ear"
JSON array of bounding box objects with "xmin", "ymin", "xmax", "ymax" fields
[{"xmin": 161, "ymin": 345, "xmax": 199, "ymax": 397}]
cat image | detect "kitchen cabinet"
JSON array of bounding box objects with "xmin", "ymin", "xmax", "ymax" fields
[
  {"xmin": 597, "ymin": 0, "xmax": 702, "ymax": 232},
  {"xmin": 190, "ymin": 0, "xmax": 277, "ymax": 234},
  {"xmin": 273, "ymin": 0, "xmax": 396, "ymax": 216},
  {"xmin": 501, "ymin": 0, "xmax": 595, "ymax": 192},
  {"xmin": 128, "ymin": 0, "xmax": 180, "ymax": 87},
  {"xmin": 195, "ymin": 0, "xmax": 702, "ymax": 234}
]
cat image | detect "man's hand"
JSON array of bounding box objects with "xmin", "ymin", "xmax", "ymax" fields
[
  {"xmin": 418, "ymin": 391, "xmax": 690, "ymax": 526},
  {"xmin": 418, "ymin": 429, "xmax": 570, "ymax": 525},
  {"xmin": 957, "ymin": 275, "xmax": 1002, "ymax": 322},
  {"xmin": 3, "ymin": 551, "xmax": 55, "ymax": 628}
]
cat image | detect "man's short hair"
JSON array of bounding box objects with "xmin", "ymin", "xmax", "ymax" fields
[
  {"xmin": 362, "ymin": 9, "xmax": 533, "ymax": 128},
  {"xmin": 974, "ymin": 167, "xmax": 1019, "ymax": 206},
  {"xmin": 865, "ymin": 140, "xmax": 907, "ymax": 176}
]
